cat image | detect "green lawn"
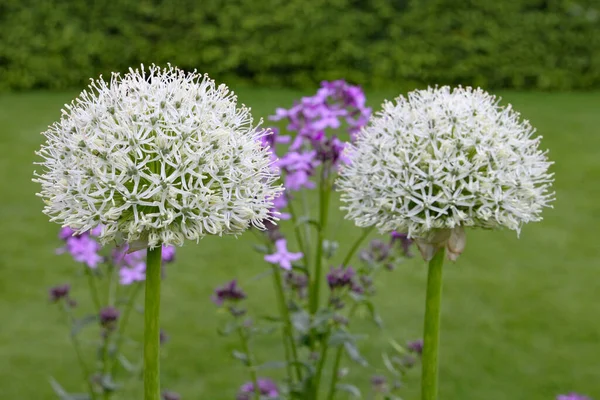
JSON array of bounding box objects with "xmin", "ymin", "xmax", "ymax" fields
[{"xmin": 0, "ymin": 88, "xmax": 599, "ymax": 400}]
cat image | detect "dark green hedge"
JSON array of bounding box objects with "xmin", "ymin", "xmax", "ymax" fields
[{"xmin": 0, "ymin": 0, "xmax": 598, "ymax": 90}]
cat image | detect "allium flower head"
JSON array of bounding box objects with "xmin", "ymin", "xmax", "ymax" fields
[
  {"xmin": 338, "ymin": 86, "xmax": 554, "ymax": 259},
  {"xmin": 35, "ymin": 64, "xmax": 282, "ymax": 249}
]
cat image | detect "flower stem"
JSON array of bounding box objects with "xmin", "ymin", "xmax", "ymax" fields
[
  {"xmin": 309, "ymin": 168, "xmax": 332, "ymax": 315},
  {"xmin": 287, "ymin": 195, "xmax": 309, "ymax": 273},
  {"xmin": 85, "ymin": 267, "xmax": 102, "ymax": 313},
  {"xmin": 326, "ymin": 303, "xmax": 358, "ymax": 400},
  {"xmin": 237, "ymin": 326, "xmax": 261, "ymax": 398},
  {"xmin": 144, "ymin": 246, "xmax": 162, "ymax": 400},
  {"xmin": 271, "ymin": 266, "xmax": 303, "ymax": 382},
  {"xmin": 111, "ymin": 283, "xmax": 143, "ymax": 378},
  {"xmin": 341, "ymin": 226, "xmax": 374, "ymax": 266},
  {"xmin": 421, "ymin": 248, "xmax": 445, "ymax": 400},
  {"xmin": 62, "ymin": 304, "xmax": 98, "ymax": 400}
]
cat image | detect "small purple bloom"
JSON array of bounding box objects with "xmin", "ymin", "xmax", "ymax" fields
[
  {"xmin": 161, "ymin": 391, "xmax": 181, "ymax": 400},
  {"xmin": 371, "ymin": 375, "xmax": 387, "ymax": 392},
  {"xmin": 99, "ymin": 306, "xmax": 120, "ymax": 329},
  {"xmin": 49, "ymin": 284, "xmax": 71, "ymax": 302},
  {"xmin": 391, "ymin": 231, "xmax": 413, "ymax": 257},
  {"xmin": 285, "ymin": 271, "xmax": 308, "ymax": 298},
  {"xmin": 407, "ymin": 339, "xmax": 424, "ymax": 355},
  {"xmin": 120, "ymin": 263, "xmax": 146, "ymax": 285},
  {"xmin": 237, "ymin": 378, "xmax": 279, "ymax": 399},
  {"xmin": 58, "ymin": 227, "xmax": 76, "ymax": 240},
  {"xmin": 160, "ymin": 329, "xmax": 169, "ymax": 345},
  {"xmin": 264, "ymin": 239, "xmax": 303, "ymax": 270},
  {"xmin": 64, "ymin": 235, "xmax": 103, "ymax": 268},
  {"xmin": 557, "ymin": 394, "xmax": 592, "ymax": 400},
  {"xmin": 327, "ymin": 265, "xmax": 356, "ymax": 290},
  {"xmin": 212, "ymin": 280, "xmax": 246, "ymax": 306},
  {"xmin": 161, "ymin": 245, "xmax": 176, "ymax": 263}
]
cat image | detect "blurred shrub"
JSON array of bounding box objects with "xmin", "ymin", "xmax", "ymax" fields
[{"xmin": 0, "ymin": 0, "xmax": 598, "ymax": 90}]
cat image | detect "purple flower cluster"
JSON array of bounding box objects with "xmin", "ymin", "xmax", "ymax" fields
[
  {"xmin": 161, "ymin": 391, "xmax": 181, "ymax": 400},
  {"xmin": 391, "ymin": 231, "xmax": 413, "ymax": 258},
  {"xmin": 212, "ymin": 280, "xmax": 246, "ymax": 306},
  {"xmin": 57, "ymin": 226, "xmax": 176, "ymax": 283},
  {"xmin": 99, "ymin": 306, "xmax": 120, "ymax": 330},
  {"xmin": 285, "ymin": 271, "xmax": 309, "ymax": 299},
  {"xmin": 113, "ymin": 243, "xmax": 176, "ymax": 285},
  {"xmin": 407, "ymin": 339, "xmax": 424, "ymax": 355},
  {"xmin": 57, "ymin": 226, "xmax": 103, "ymax": 268},
  {"xmin": 557, "ymin": 394, "xmax": 592, "ymax": 400},
  {"xmin": 236, "ymin": 378, "xmax": 279, "ymax": 400},
  {"xmin": 261, "ymin": 80, "xmax": 370, "ymax": 194}
]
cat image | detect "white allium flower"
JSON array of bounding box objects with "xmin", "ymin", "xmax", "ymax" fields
[
  {"xmin": 338, "ymin": 86, "xmax": 554, "ymax": 257},
  {"xmin": 34, "ymin": 64, "xmax": 283, "ymax": 248}
]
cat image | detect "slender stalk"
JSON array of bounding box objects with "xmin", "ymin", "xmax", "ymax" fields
[
  {"xmin": 341, "ymin": 226, "xmax": 375, "ymax": 267},
  {"xmin": 101, "ymin": 331, "xmax": 112, "ymax": 400},
  {"xmin": 144, "ymin": 246, "xmax": 162, "ymax": 400},
  {"xmin": 300, "ymin": 190, "xmax": 313, "ymax": 263},
  {"xmin": 271, "ymin": 266, "xmax": 303, "ymax": 382},
  {"xmin": 62, "ymin": 304, "xmax": 98, "ymax": 400},
  {"xmin": 237, "ymin": 326, "xmax": 261, "ymax": 398},
  {"xmin": 85, "ymin": 267, "xmax": 102, "ymax": 313},
  {"xmin": 421, "ymin": 248, "xmax": 445, "ymax": 400},
  {"xmin": 312, "ymin": 332, "xmax": 330, "ymax": 397},
  {"xmin": 309, "ymin": 167, "xmax": 332, "ymax": 314},
  {"xmin": 111, "ymin": 283, "xmax": 143, "ymax": 378},
  {"xmin": 326, "ymin": 303, "xmax": 358, "ymax": 400},
  {"xmin": 287, "ymin": 195, "xmax": 309, "ymax": 270}
]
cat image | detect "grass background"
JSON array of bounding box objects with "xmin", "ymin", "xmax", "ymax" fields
[{"xmin": 0, "ymin": 88, "xmax": 598, "ymax": 399}]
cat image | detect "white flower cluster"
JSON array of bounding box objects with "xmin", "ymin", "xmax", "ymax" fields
[
  {"xmin": 35, "ymin": 64, "xmax": 282, "ymax": 248},
  {"xmin": 338, "ymin": 86, "xmax": 554, "ymax": 240}
]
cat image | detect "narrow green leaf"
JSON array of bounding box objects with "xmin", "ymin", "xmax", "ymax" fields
[
  {"xmin": 336, "ymin": 383, "xmax": 362, "ymax": 398},
  {"xmin": 344, "ymin": 341, "xmax": 368, "ymax": 367},
  {"xmin": 70, "ymin": 314, "xmax": 98, "ymax": 337},
  {"xmin": 232, "ymin": 350, "xmax": 249, "ymax": 366},
  {"xmin": 255, "ymin": 361, "xmax": 288, "ymax": 370}
]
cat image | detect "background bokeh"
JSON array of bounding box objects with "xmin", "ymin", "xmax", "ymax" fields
[{"xmin": 0, "ymin": 1, "xmax": 599, "ymax": 399}]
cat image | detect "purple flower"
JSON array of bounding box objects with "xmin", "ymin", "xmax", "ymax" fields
[
  {"xmin": 271, "ymin": 194, "xmax": 290, "ymax": 220},
  {"xmin": 277, "ymin": 151, "xmax": 318, "ymax": 191},
  {"xmin": 264, "ymin": 239, "xmax": 303, "ymax": 270},
  {"xmin": 326, "ymin": 265, "xmax": 356, "ymax": 290},
  {"xmin": 99, "ymin": 306, "xmax": 120, "ymax": 329},
  {"xmin": 64, "ymin": 235, "xmax": 103, "ymax": 268},
  {"xmin": 557, "ymin": 394, "xmax": 592, "ymax": 400},
  {"xmin": 161, "ymin": 391, "xmax": 181, "ymax": 400},
  {"xmin": 120, "ymin": 263, "xmax": 146, "ymax": 285},
  {"xmin": 407, "ymin": 339, "xmax": 424, "ymax": 355},
  {"xmin": 160, "ymin": 329, "xmax": 169, "ymax": 345},
  {"xmin": 237, "ymin": 378, "xmax": 279, "ymax": 400},
  {"xmin": 49, "ymin": 284, "xmax": 71, "ymax": 302},
  {"xmin": 212, "ymin": 280, "xmax": 246, "ymax": 306},
  {"xmin": 285, "ymin": 271, "xmax": 308, "ymax": 298},
  {"xmin": 161, "ymin": 245, "xmax": 176, "ymax": 263},
  {"xmin": 391, "ymin": 231, "xmax": 413, "ymax": 257},
  {"xmin": 371, "ymin": 375, "xmax": 387, "ymax": 392},
  {"xmin": 315, "ymin": 136, "xmax": 349, "ymax": 166},
  {"xmin": 58, "ymin": 227, "xmax": 76, "ymax": 240}
]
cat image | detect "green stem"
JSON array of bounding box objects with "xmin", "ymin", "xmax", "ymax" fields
[
  {"xmin": 341, "ymin": 227, "xmax": 375, "ymax": 266},
  {"xmin": 313, "ymin": 332, "xmax": 330, "ymax": 397},
  {"xmin": 144, "ymin": 246, "xmax": 162, "ymax": 400},
  {"xmin": 62, "ymin": 304, "xmax": 98, "ymax": 400},
  {"xmin": 300, "ymin": 190, "xmax": 313, "ymax": 264},
  {"xmin": 237, "ymin": 326, "xmax": 261, "ymax": 398},
  {"xmin": 326, "ymin": 304, "xmax": 359, "ymax": 400},
  {"xmin": 102, "ymin": 332, "xmax": 112, "ymax": 400},
  {"xmin": 85, "ymin": 267, "xmax": 102, "ymax": 313},
  {"xmin": 309, "ymin": 168, "xmax": 332, "ymax": 315},
  {"xmin": 287, "ymin": 195, "xmax": 309, "ymax": 272},
  {"xmin": 271, "ymin": 266, "xmax": 303, "ymax": 382},
  {"xmin": 421, "ymin": 248, "xmax": 445, "ymax": 400},
  {"xmin": 111, "ymin": 283, "xmax": 143, "ymax": 378}
]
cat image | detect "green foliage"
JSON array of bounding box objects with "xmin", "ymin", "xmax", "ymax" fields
[{"xmin": 0, "ymin": 0, "xmax": 599, "ymax": 89}]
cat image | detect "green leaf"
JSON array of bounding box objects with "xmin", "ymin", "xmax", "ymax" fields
[
  {"xmin": 336, "ymin": 383, "xmax": 362, "ymax": 398},
  {"xmin": 310, "ymin": 309, "xmax": 334, "ymax": 330},
  {"xmin": 323, "ymin": 240, "xmax": 339, "ymax": 259},
  {"xmin": 291, "ymin": 310, "xmax": 311, "ymax": 334},
  {"xmin": 70, "ymin": 314, "xmax": 97, "ymax": 337},
  {"xmin": 49, "ymin": 377, "xmax": 90, "ymax": 400},
  {"xmin": 232, "ymin": 350, "xmax": 249, "ymax": 366},
  {"xmin": 118, "ymin": 354, "xmax": 139, "ymax": 373},
  {"xmin": 361, "ymin": 299, "xmax": 384, "ymax": 328},
  {"xmin": 295, "ymin": 216, "xmax": 320, "ymax": 230},
  {"xmin": 344, "ymin": 341, "xmax": 368, "ymax": 367},
  {"xmin": 382, "ymin": 352, "xmax": 400, "ymax": 376},
  {"xmin": 250, "ymin": 268, "xmax": 273, "ymax": 281}
]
